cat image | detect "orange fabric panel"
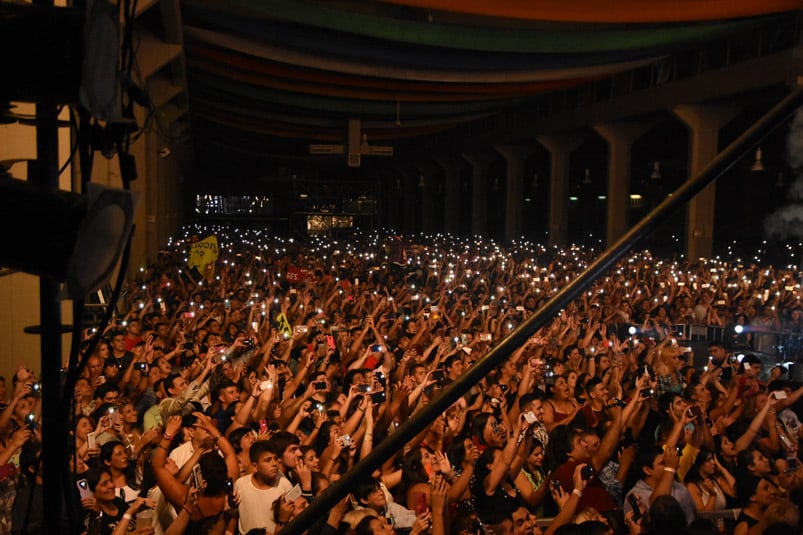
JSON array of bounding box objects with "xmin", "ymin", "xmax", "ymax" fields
[{"xmin": 374, "ymin": 0, "xmax": 803, "ymax": 23}]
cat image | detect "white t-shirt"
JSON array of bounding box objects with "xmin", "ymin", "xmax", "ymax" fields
[
  {"xmin": 169, "ymin": 441, "xmax": 195, "ymax": 470},
  {"xmin": 234, "ymin": 473, "xmax": 292, "ymax": 534}
]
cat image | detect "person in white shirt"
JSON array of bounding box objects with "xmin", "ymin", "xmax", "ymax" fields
[
  {"xmin": 169, "ymin": 413, "xmax": 216, "ymax": 470},
  {"xmin": 234, "ymin": 440, "xmax": 293, "ymax": 535}
]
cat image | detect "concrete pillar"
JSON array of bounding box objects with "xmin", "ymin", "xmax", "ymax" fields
[
  {"xmin": 673, "ymin": 104, "xmax": 739, "ymax": 261},
  {"xmin": 495, "ymin": 144, "xmax": 534, "ymax": 242},
  {"xmin": 435, "ymin": 157, "xmax": 464, "ymax": 236},
  {"xmin": 537, "ymin": 135, "xmax": 583, "ymax": 248},
  {"xmin": 463, "ymin": 152, "xmax": 496, "ymax": 237},
  {"xmin": 400, "ymin": 168, "xmax": 418, "ymax": 234},
  {"xmin": 593, "ymin": 122, "xmax": 651, "ymax": 247},
  {"xmin": 415, "ymin": 161, "xmax": 440, "ymax": 234}
]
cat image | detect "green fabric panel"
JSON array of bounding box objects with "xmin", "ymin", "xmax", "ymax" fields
[{"xmin": 199, "ymin": 0, "xmax": 771, "ymax": 53}]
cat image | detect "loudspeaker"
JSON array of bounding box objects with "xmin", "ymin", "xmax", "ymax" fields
[{"xmin": 0, "ymin": 177, "xmax": 137, "ymax": 298}]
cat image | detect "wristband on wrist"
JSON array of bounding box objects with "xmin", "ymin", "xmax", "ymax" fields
[
  {"xmin": 122, "ymin": 514, "xmax": 133, "ymax": 521},
  {"xmin": 162, "ymin": 433, "xmax": 173, "ymax": 441},
  {"xmin": 572, "ymin": 488, "xmax": 583, "ymax": 498},
  {"xmin": 663, "ymin": 467, "xmax": 676, "ymax": 474}
]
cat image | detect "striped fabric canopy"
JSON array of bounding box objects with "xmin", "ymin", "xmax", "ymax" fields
[{"xmin": 182, "ymin": 0, "xmax": 798, "ymax": 152}]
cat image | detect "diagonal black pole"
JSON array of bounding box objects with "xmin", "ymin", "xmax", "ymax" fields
[{"xmin": 286, "ymin": 84, "xmax": 803, "ymax": 534}]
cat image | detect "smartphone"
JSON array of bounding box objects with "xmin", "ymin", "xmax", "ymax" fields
[
  {"xmin": 326, "ymin": 335, "xmax": 336, "ymax": 349},
  {"xmin": 580, "ymin": 464, "xmax": 595, "ymax": 480},
  {"xmin": 183, "ymin": 311, "xmax": 196, "ymax": 319},
  {"xmin": 225, "ymin": 478, "xmax": 236, "ymax": 509},
  {"xmin": 370, "ymin": 391, "xmax": 386, "ymax": 404},
  {"xmin": 86, "ymin": 431, "xmax": 97, "ymax": 450},
  {"xmin": 109, "ymin": 407, "xmax": 121, "ymax": 427},
  {"xmin": 772, "ymin": 390, "xmax": 788, "ymax": 400},
  {"xmin": 627, "ymin": 494, "xmax": 642, "ymax": 520},
  {"xmin": 191, "ymin": 464, "xmax": 204, "ymax": 490},
  {"xmin": 76, "ymin": 478, "xmax": 93, "ymax": 500},
  {"xmin": 640, "ymin": 388, "xmax": 654, "ymax": 398},
  {"xmin": 524, "ymin": 411, "xmax": 538, "ymax": 424},
  {"xmin": 686, "ymin": 406, "xmax": 703, "ymax": 419},
  {"xmin": 550, "ymin": 480, "xmax": 561, "ymax": 494},
  {"xmin": 370, "ymin": 344, "xmax": 385, "ymax": 353},
  {"xmin": 479, "ymin": 333, "xmax": 492, "ymax": 341},
  {"xmin": 259, "ymin": 419, "xmax": 269, "ymax": 434},
  {"xmin": 295, "ymin": 325, "xmax": 309, "ymax": 334},
  {"xmin": 357, "ymin": 383, "xmax": 372, "ymax": 393},
  {"xmin": 314, "ymin": 381, "xmax": 327, "ymax": 390},
  {"xmin": 430, "ymin": 370, "xmax": 445, "ymax": 383},
  {"xmin": 284, "ymin": 483, "xmax": 302, "ymax": 503},
  {"xmin": 337, "ymin": 435, "xmax": 352, "ymax": 448}
]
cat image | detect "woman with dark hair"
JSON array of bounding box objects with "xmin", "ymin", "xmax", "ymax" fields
[
  {"xmin": 99, "ymin": 440, "xmax": 139, "ymax": 504},
  {"xmin": 300, "ymin": 445, "xmax": 330, "ymax": 495},
  {"xmin": 542, "ymin": 376, "xmax": 579, "ymax": 433},
  {"xmin": 734, "ymin": 475, "xmax": 778, "ymax": 535},
  {"xmin": 80, "ymin": 468, "xmax": 155, "ymax": 535},
  {"xmin": 514, "ymin": 438, "xmax": 549, "ymax": 510},
  {"xmin": 400, "ymin": 447, "xmax": 435, "ymax": 510},
  {"xmin": 445, "ymin": 434, "xmax": 478, "ymax": 512},
  {"xmin": 470, "ymin": 415, "xmax": 530, "ymax": 522},
  {"xmin": 683, "ymin": 447, "xmax": 736, "ymax": 511},
  {"xmin": 228, "ymin": 426, "xmax": 257, "ymax": 477},
  {"xmin": 469, "ymin": 412, "xmax": 506, "ymax": 454}
]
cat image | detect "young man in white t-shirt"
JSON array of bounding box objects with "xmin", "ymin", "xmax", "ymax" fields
[{"xmin": 234, "ymin": 440, "xmax": 292, "ymax": 535}]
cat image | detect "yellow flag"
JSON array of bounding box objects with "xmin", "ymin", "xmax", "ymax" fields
[
  {"xmin": 188, "ymin": 236, "xmax": 219, "ymax": 274},
  {"xmin": 275, "ymin": 313, "xmax": 292, "ymax": 337}
]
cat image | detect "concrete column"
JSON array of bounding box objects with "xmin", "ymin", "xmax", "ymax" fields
[
  {"xmin": 415, "ymin": 161, "xmax": 440, "ymax": 234},
  {"xmin": 400, "ymin": 168, "xmax": 418, "ymax": 234},
  {"xmin": 673, "ymin": 105, "xmax": 739, "ymax": 261},
  {"xmin": 463, "ymin": 152, "xmax": 496, "ymax": 237},
  {"xmin": 496, "ymin": 144, "xmax": 534, "ymax": 242},
  {"xmin": 435, "ymin": 157, "xmax": 464, "ymax": 236},
  {"xmin": 537, "ymin": 135, "xmax": 583, "ymax": 248},
  {"xmin": 593, "ymin": 122, "xmax": 651, "ymax": 247}
]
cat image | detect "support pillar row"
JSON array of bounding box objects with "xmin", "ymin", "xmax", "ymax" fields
[
  {"xmin": 435, "ymin": 157, "xmax": 464, "ymax": 236},
  {"xmin": 496, "ymin": 143, "xmax": 534, "ymax": 242},
  {"xmin": 463, "ymin": 152, "xmax": 496, "ymax": 237},
  {"xmin": 673, "ymin": 104, "xmax": 739, "ymax": 261},
  {"xmin": 593, "ymin": 122, "xmax": 651, "ymax": 247},
  {"xmin": 537, "ymin": 135, "xmax": 583, "ymax": 248}
]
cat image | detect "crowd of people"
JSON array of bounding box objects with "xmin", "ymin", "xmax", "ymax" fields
[{"xmin": 0, "ymin": 226, "xmax": 801, "ymax": 535}]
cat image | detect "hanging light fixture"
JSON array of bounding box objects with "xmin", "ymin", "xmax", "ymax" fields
[
  {"xmin": 418, "ymin": 173, "xmax": 424, "ymax": 188},
  {"xmin": 650, "ymin": 161, "xmax": 662, "ymax": 180},
  {"xmin": 751, "ymin": 147, "xmax": 765, "ymax": 172}
]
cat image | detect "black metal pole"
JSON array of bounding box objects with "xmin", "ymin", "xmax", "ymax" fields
[
  {"xmin": 30, "ymin": 101, "xmax": 69, "ymax": 532},
  {"xmin": 286, "ymin": 85, "xmax": 803, "ymax": 534}
]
